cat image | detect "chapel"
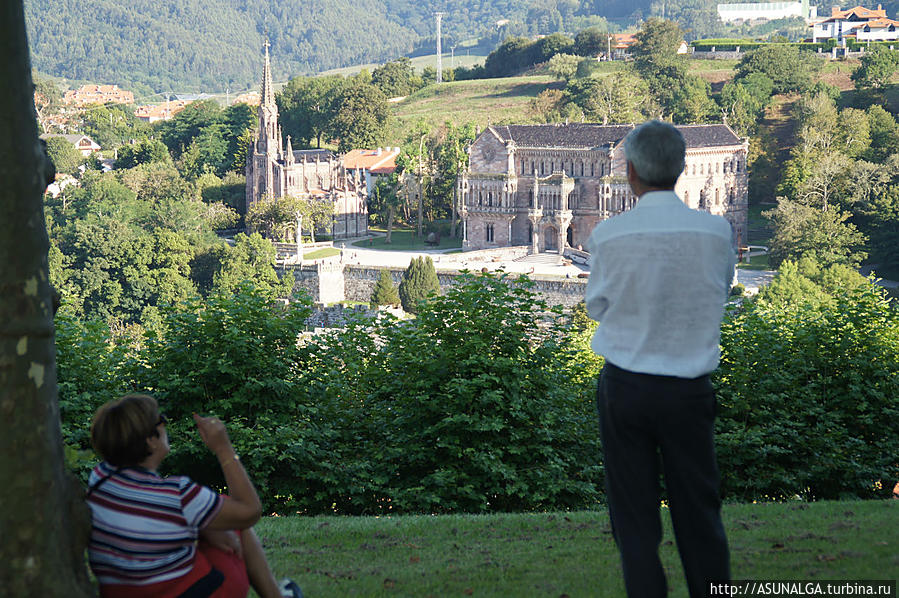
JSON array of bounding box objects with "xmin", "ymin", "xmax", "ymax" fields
[
  {"xmin": 245, "ymin": 43, "xmax": 368, "ymax": 240},
  {"xmin": 459, "ymin": 123, "xmax": 749, "ymax": 252}
]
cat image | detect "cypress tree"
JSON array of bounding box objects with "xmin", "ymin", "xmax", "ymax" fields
[
  {"xmin": 398, "ymin": 256, "xmax": 440, "ymax": 313},
  {"xmin": 370, "ymin": 269, "xmax": 400, "ymax": 307}
]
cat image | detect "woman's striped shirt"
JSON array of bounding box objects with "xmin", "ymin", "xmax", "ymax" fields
[{"xmin": 86, "ymin": 462, "xmax": 224, "ymax": 586}]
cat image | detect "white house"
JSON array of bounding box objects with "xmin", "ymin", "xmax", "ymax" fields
[{"xmin": 811, "ymin": 5, "xmax": 899, "ymax": 42}]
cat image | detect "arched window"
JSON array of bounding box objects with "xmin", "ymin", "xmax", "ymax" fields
[{"xmin": 487, "ymin": 192, "xmax": 493, "ymax": 207}]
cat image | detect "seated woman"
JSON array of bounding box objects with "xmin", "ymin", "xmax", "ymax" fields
[{"xmin": 86, "ymin": 393, "xmax": 302, "ymax": 598}]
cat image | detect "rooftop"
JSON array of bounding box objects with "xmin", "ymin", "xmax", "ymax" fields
[{"xmin": 488, "ymin": 123, "xmax": 743, "ymax": 150}]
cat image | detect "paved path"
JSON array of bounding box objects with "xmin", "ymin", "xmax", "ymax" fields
[{"xmin": 299, "ymin": 233, "xmax": 782, "ymax": 292}]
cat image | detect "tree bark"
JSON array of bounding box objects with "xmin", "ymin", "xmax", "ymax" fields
[{"xmin": 0, "ymin": 3, "xmax": 95, "ymax": 595}]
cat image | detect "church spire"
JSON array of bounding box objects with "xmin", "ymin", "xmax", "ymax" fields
[{"xmin": 261, "ymin": 38, "xmax": 275, "ymax": 110}]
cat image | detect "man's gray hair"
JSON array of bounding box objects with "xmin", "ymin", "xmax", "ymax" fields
[{"xmin": 623, "ymin": 120, "xmax": 686, "ymax": 188}]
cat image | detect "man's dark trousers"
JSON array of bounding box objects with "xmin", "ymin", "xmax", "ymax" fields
[{"xmin": 597, "ymin": 362, "xmax": 730, "ymax": 598}]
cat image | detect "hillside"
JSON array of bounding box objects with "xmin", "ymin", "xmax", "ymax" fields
[{"xmin": 389, "ymin": 75, "xmax": 562, "ymax": 139}]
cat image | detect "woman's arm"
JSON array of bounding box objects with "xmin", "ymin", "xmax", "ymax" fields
[{"xmin": 193, "ymin": 414, "xmax": 263, "ymax": 530}]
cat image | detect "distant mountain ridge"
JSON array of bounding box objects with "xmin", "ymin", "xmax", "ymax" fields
[
  {"xmin": 24, "ymin": 0, "xmax": 539, "ymax": 96},
  {"xmin": 24, "ymin": 0, "xmax": 899, "ymax": 96}
]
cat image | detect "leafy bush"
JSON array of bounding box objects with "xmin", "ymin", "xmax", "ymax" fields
[
  {"xmin": 357, "ymin": 272, "xmax": 603, "ymax": 512},
  {"xmin": 715, "ymin": 266, "xmax": 899, "ymax": 501},
  {"xmin": 137, "ymin": 284, "xmax": 316, "ymax": 506}
]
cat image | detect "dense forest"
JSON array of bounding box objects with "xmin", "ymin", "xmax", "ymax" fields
[{"xmin": 27, "ymin": 0, "xmax": 899, "ymax": 96}]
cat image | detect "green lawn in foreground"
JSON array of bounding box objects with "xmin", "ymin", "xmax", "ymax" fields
[
  {"xmin": 351, "ymin": 228, "xmax": 463, "ymax": 251},
  {"xmin": 254, "ymin": 500, "xmax": 897, "ymax": 597}
]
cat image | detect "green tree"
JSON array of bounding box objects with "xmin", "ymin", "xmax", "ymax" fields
[
  {"xmin": 566, "ymin": 72, "xmax": 653, "ymax": 124},
  {"xmin": 361, "ymin": 271, "xmax": 601, "ymax": 512},
  {"xmin": 573, "ymin": 25, "xmax": 609, "ymax": 57},
  {"xmin": 370, "ymin": 269, "xmax": 400, "ymax": 307},
  {"xmin": 80, "ymin": 103, "xmax": 148, "ymax": 149},
  {"xmin": 764, "ymin": 199, "xmax": 868, "ymax": 268},
  {"xmin": 33, "ymin": 75, "xmax": 62, "ymax": 133},
  {"xmin": 138, "ymin": 284, "xmax": 313, "ymax": 506},
  {"xmin": 44, "ymin": 136, "xmax": 85, "ymax": 176},
  {"xmin": 864, "ymin": 105, "xmax": 899, "ymax": 162},
  {"xmin": 210, "ymin": 232, "xmax": 293, "ymax": 297},
  {"xmin": 328, "ymin": 83, "xmax": 391, "ymax": 152},
  {"xmin": 1, "ymin": 1, "xmax": 95, "ymax": 591},
  {"xmin": 371, "ymin": 57, "xmax": 421, "ymax": 98},
  {"xmin": 113, "ymin": 138, "xmax": 170, "ymax": 170},
  {"xmin": 716, "ymin": 263, "xmax": 899, "ymax": 500},
  {"xmin": 631, "ymin": 18, "xmax": 684, "ymax": 75},
  {"xmin": 851, "ymin": 46, "xmax": 899, "ymax": 90},
  {"xmin": 735, "ymin": 44, "xmax": 815, "ymax": 94},
  {"xmin": 372, "ymin": 173, "xmax": 403, "ymax": 243},
  {"xmin": 398, "ymin": 255, "xmax": 440, "ymax": 313},
  {"xmin": 277, "ymin": 75, "xmax": 346, "ymax": 148},
  {"xmin": 547, "ymin": 53, "xmax": 581, "ymax": 81}
]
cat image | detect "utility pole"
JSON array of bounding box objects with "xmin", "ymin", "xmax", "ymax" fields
[{"xmin": 435, "ymin": 12, "xmax": 445, "ymax": 84}]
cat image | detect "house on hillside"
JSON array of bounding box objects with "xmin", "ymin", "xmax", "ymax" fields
[
  {"xmin": 458, "ymin": 123, "xmax": 749, "ymax": 253},
  {"xmin": 40, "ymin": 133, "xmax": 101, "ymax": 157},
  {"xmin": 608, "ymin": 33, "xmax": 637, "ymax": 59},
  {"xmin": 811, "ymin": 4, "xmax": 899, "ymax": 42},
  {"xmin": 133, "ymin": 100, "xmax": 191, "ymax": 123},
  {"xmin": 343, "ymin": 147, "xmax": 401, "ymax": 195},
  {"xmin": 64, "ymin": 84, "xmax": 134, "ymax": 107}
]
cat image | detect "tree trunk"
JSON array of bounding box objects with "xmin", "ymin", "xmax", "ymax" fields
[
  {"xmin": 386, "ymin": 205, "xmax": 394, "ymax": 244},
  {"xmin": 0, "ymin": 3, "xmax": 95, "ymax": 595}
]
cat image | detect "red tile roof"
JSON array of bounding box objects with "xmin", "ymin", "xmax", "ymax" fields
[{"xmin": 343, "ymin": 148, "xmax": 400, "ymax": 173}]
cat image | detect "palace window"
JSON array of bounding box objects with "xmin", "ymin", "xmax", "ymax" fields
[
  {"xmin": 486, "ymin": 224, "xmax": 495, "ymax": 243},
  {"xmin": 580, "ymin": 162, "xmax": 584, "ymax": 176},
  {"xmin": 478, "ymin": 191, "xmax": 483, "ymax": 206},
  {"xmin": 541, "ymin": 162, "xmax": 545, "ymax": 175},
  {"xmin": 591, "ymin": 163, "xmax": 595, "ymax": 177},
  {"xmin": 487, "ymin": 192, "xmax": 493, "ymax": 207}
]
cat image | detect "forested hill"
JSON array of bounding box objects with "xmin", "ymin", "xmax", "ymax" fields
[
  {"xmin": 23, "ymin": 0, "xmax": 628, "ymax": 96},
  {"xmin": 24, "ymin": 0, "xmax": 899, "ymax": 96}
]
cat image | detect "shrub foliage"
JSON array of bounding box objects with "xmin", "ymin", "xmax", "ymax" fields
[{"xmin": 56, "ymin": 265, "xmax": 898, "ymax": 512}]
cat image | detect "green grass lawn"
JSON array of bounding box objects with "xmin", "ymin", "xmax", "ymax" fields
[
  {"xmin": 390, "ymin": 75, "xmax": 560, "ymax": 140},
  {"xmin": 351, "ymin": 228, "xmax": 463, "ymax": 251},
  {"xmin": 303, "ymin": 248, "xmax": 342, "ymax": 260},
  {"xmin": 253, "ymin": 500, "xmax": 898, "ymax": 597}
]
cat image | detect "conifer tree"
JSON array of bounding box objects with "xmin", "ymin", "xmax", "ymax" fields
[
  {"xmin": 370, "ymin": 269, "xmax": 400, "ymax": 307},
  {"xmin": 398, "ymin": 256, "xmax": 440, "ymax": 313}
]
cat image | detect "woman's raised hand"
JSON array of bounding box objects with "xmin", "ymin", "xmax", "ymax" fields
[{"xmin": 192, "ymin": 413, "xmax": 232, "ymax": 457}]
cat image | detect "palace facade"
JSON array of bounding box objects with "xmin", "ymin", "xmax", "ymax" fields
[
  {"xmin": 245, "ymin": 45, "xmax": 368, "ymax": 239},
  {"xmin": 458, "ymin": 123, "xmax": 749, "ymax": 252}
]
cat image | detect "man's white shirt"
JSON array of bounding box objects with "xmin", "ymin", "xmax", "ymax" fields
[{"xmin": 585, "ymin": 190, "xmax": 736, "ymax": 379}]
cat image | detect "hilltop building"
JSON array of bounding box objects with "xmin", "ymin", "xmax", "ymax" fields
[
  {"xmin": 458, "ymin": 123, "xmax": 749, "ymax": 253},
  {"xmin": 134, "ymin": 99, "xmax": 191, "ymax": 123},
  {"xmin": 717, "ymin": 0, "xmax": 817, "ymax": 23},
  {"xmin": 245, "ymin": 44, "xmax": 368, "ymax": 239},
  {"xmin": 811, "ymin": 5, "xmax": 899, "ymax": 42},
  {"xmin": 63, "ymin": 84, "xmax": 134, "ymax": 107}
]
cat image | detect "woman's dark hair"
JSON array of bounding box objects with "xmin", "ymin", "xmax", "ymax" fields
[{"xmin": 90, "ymin": 394, "xmax": 160, "ymax": 467}]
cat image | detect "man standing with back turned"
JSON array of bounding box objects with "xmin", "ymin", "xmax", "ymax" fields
[{"xmin": 586, "ymin": 120, "xmax": 733, "ymax": 597}]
